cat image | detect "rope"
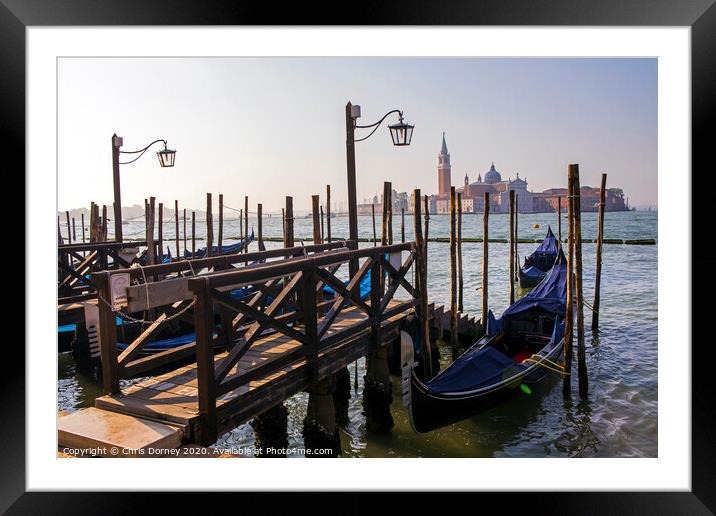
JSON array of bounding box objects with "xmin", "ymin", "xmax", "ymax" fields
[{"xmin": 521, "ymin": 353, "xmax": 571, "ymax": 376}]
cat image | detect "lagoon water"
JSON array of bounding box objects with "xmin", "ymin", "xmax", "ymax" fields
[{"xmin": 58, "ymin": 209, "xmax": 658, "ymax": 458}]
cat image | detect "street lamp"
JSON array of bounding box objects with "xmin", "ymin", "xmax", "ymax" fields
[
  {"xmin": 345, "ymin": 102, "xmax": 413, "ymax": 276},
  {"xmin": 111, "ymin": 134, "xmax": 176, "ymax": 242}
]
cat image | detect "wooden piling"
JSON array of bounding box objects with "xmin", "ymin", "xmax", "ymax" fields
[
  {"xmin": 218, "ymin": 194, "xmax": 224, "ymax": 256},
  {"xmin": 158, "ymin": 202, "xmax": 163, "ymax": 261},
  {"xmin": 413, "ymin": 189, "xmax": 432, "ymax": 380},
  {"xmin": 81, "ymin": 212, "xmax": 86, "ymax": 243},
  {"xmin": 191, "ymin": 211, "xmax": 196, "ymax": 259},
  {"xmin": 320, "ymin": 205, "xmax": 325, "ymax": 244},
  {"xmin": 206, "ymin": 193, "xmax": 213, "ymax": 257},
  {"xmin": 147, "ymin": 197, "xmax": 156, "ymax": 265},
  {"xmin": 244, "ymin": 196, "xmax": 249, "ymax": 253},
  {"xmin": 571, "ymin": 165, "xmax": 588, "ymax": 399},
  {"xmin": 387, "ymin": 187, "xmax": 393, "ymax": 245},
  {"xmin": 281, "ymin": 208, "xmax": 286, "ymax": 243},
  {"xmin": 101, "ymin": 205, "xmax": 108, "ymax": 242},
  {"xmin": 66, "ymin": 211, "xmax": 72, "ymax": 244},
  {"xmin": 381, "ymin": 182, "xmax": 391, "ymax": 246},
  {"xmin": 183, "ymin": 209, "xmax": 187, "ymax": 258},
  {"xmin": 557, "ymin": 196, "xmax": 562, "ymax": 244},
  {"xmin": 449, "ymin": 186, "xmax": 458, "ymax": 360},
  {"xmin": 239, "ymin": 209, "xmax": 243, "ymax": 242},
  {"xmin": 423, "ymin": 195, "xmax": 430, "ymax": 263},
  {"xmin": 457, "ymin": 192, "xmax": 463, "ymax": 313},
  {"xmin": 592, "ymin": 173, "xmax": 607, "ymax": 332},
  {"xmin": 284, "ymin": 196, "xmax": 294, "ymax": 248},
  {"xmin": 514, "ymin": 194, "xmax": 519, "ymax": 277},
  {"xmin": 326, "ymin": 184, "xmax": 332, "ymax": 243},
  {"xmin": 482, "ymin": 192, "xmax": 489, "ymax": 328},
  {"xmin": 72, "ymin": 217, "xmax": 76, "ymax": 243},
  {"xmin": 174, "ymin": 200, "xmax": 180, "ymax": 259},
  {"xmin": 57, "ymin": 216, "xmax": 62, "ymax": 245},
  {"xmin": 401, "ymin": 208, "xmax": 405, "ymax": 243},
  {"xmin": 509, "ymin": 190, "xmax": 515, "ymax": 304},
  {"xmin": 312, "ymin": 195, "xmax": 321, "ymax": 244},
  {"xmin": 371, "ymin": 204, "xmax": 377, "ymax": 246},
  {"xmin": 257, "ymin": 203, "xmax": 264, "ymax": 250},
  {"xmin": 563, "ymin": 168, "xmax": 575, "ymax": 395}
]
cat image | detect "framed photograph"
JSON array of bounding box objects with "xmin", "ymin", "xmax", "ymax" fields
[{"xmin": 6, "ymin": 0, "xmax": 714, "ymax": 511}]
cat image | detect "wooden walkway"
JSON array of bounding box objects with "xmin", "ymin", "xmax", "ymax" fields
[{"xmin": 96, "ymin": 300, "xmax": 408, "ymax": 443}]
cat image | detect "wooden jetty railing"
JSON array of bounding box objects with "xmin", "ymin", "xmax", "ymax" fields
[
  {"xmin": 94, "ymin": 241, "xmax": 354, "ymax": 393},
  {"xmin": 187, "ymin": 241, "xmax": 418, "ymax": 443}
]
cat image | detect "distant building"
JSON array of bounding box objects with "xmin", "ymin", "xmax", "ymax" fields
[{"xmin": 428, "ymin": 133, "xmax": 628, "ymax": 213}]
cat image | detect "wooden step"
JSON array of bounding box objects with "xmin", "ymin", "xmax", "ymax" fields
[{"xmin": 58, "ymin": 407, "xmax": 183, "ymax": 456}]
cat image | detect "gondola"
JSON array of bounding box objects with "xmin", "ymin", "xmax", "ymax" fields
[
  {"xmin": 408, "ymin": 248, "xmax": 568, "ymax": 434},
  {"xmin": 517, "ymin": 226, "xmax": 560, "ymax": 288}
]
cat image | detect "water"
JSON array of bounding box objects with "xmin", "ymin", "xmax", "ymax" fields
[{"xmin": 58, "ymin": 209, "xmax": 658, "ymax": 457}]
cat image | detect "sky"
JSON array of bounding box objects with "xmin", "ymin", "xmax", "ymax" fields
[{"xmin": 58, "ymin": 57, "xmax": 657, "ymax": 213}]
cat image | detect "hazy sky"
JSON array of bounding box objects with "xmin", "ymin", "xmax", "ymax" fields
[{"xmin": 58, "ymin": 57, "xmax": 657, "ymax": 212}]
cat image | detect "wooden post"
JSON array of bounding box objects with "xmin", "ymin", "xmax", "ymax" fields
[
  {"xmin": 206, "ymin": 193, "xmax": 213, "ymax": 257},
  {"xmin": 239, "ymin": 209, "xmax": 243, "ymax": 242},
  {"xmin": 175, "ymin": 200, "xmax": 180, "ymax": 259},
  {"xmin": 592, "ymin": 174, "xmax": 607, "ymax": 332},
  {"xmin": 320, "ymin": 205, "xmax": 325, "ymax": 244},
  {"xmin": 449, "ymin": 186, "xmax": 458, "ymax": 360},
  {"xmin": 284, "ymin": 196, "xmax": 294, "ymax": 248},
  {"xmin": 514, "ymin": 194, "xmax": 519, "ymax": 278},
  {"xmin": 191, "ymin": 211, "xmax": 196, "ymax": 259},
  {"xmin": 401, "ymin": 208, "xmax": 405, "ymax": 243},
  {"xmin": 572, "ymin": 165, "xmax": 588, "ymax": 399},
  {"xmin": 192, "ymin": 277, "xmax": 218, "ymax": 445},
  {"xmin": 381, "ymin": 182, "xmax": 391, "ymax": 246},
  {"xmin": 71, "ymin": 217, "xmax": 76, "ymax": 243},
  {"xmin": 388, "ymin": 187, "xmax": 393, "ymax": 245},
  {"xmin": 311, "ymin": 195, "xmax": 321, "ymax": 244},
  {"xmin": 346, "ymin": 102, "xmax": 359, "ymax": 279},
  {"xmin": 557, "ymin": 196, "xmax": 562, "ymax": 244},
  {"xmin": 563, "ymin": 168, "xmax": 575, "ymax": 395},
  {"xmin": 326, "ymin": 184, "xmax": 332, "ymax": 242},
  {"xmin": 257, "ymin": 203, "xmax": 264, "ymax": 250},
  {"xmin": 183, "ymin": 208, "xmax": 187, "ymax": 258},
  {"xmin": 158, "ymin": 202, "xmax": 164, "ymax": 262},
  {"xmin": 81, "ymin": 212, "xmax": 86, "ymax": 243},
  {"xmin": 482, "ymin": 192, "xmax": 489, "ymax": 328},
  {"xmin": 96, "ymin": 271, "xmax": 119, "ymax": 394},
  {"xmin": 147, "ymin": 198, "xmax": 155, "ymax": 265},
  {"xmin": 218, "ymin": 194, "xmax": 224, "ymax": 255},
  {"xmin": 371, "ymin": 203, "xmax": 377, "ymax": 246},
  {"xmin": 281, "ymin": 208, "xmax": 286, "ymax": 244},
  {"xmin": 508, "ymin": 190, "xmax": 515, "ymax": 304},
  {"xmin": 244, "ymin": 196, "xmax": 249, "ymax": 253},
  {"xmin": 101, "ymin": 205, "xmax": 108, "ymax": 242},
  {"xmin": 457, "ymin": 192, "xmax": 463, "ymax": 313},
  {"xmin": 112, "ymin": 134, "xmax": 123, "ymax": 242},
  {"xmin": 413, "ymin": 189, "xmax": 432, "ymax": 379},
  {"xmin": 423, "ymin": 195, "xmax": 430, "ymax": 264}
]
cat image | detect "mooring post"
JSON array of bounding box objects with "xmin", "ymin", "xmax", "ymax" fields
[
  {"xmin": 557, "ymin": 196, "xmax": 562, "ymax": 244},
  {"xmin": 284, "ymin": 197, "xmax": 294, "ymax": 248},
  {"xmin": 95, "ymin": 271, "xmax": 119, "ymax": 395},
  {"xmin": 572, "ymin": 165, "xmax": 588, "ymax": 399},
  {"xmin": 71, "ymin": 216, "xmax": 76, "ymax": 243},
  {"xmin": 311, "ymin": 195, "xmax": 321, "ymax": 244},
  {"xmin": 592, "ymin": 173, "xmax": 607, "ymax": 332},
  {"xmin": 281, "ymin": 208, "xmax": 286, "ymax": 243},
  {"xmin": 514, "ymin": 194, "xmax": 519, "ymax": 278},
  {"xmin": 413, "ymin": 189, "xmax": 433, "ymax": 380},
  {"xmin": 191, "ymin": 211, "xmax": 196, "ymax": 259},
  {"xmin": 381, "ymin": 182, "xmax": 391, "ymax": 246},
  {"xmin": 482, "ymin": 192, "xmax": 489, "ymax": 331},
  {"xmin": 183, "ymin": 208, "xmax": 187, "ymax": 258},
  {"xmin": 174, "ymin": 200, "xmax": 180, "ymax": 259},
  {"xmin": 239, "ymin": 209, "xmax": 243, "ymax": 242},
  {"xmin": 563, "ymin": 167, "xmax": 575, "ymax": 395},
  {"xmin": 158, "ymin": 202, "xmax": 164, "ymax": 262},
  {"xmin": 388, "ymin": 187, "xmax": 393, "ymax": 245},
  {"xmin": 401, "ymin": 208, "xmax": 405, "ymax": 243},
  {"xmin": 206, "ymin": 193, "xmax": 213, "ymax": 257},
  {"xmin": 326, "ymin": 184, "xmax": 332, "ymax": 243},
  {"xmin": 147, "ymin": 197, "xmax": 156, "ymax": 265},
  {"xmin": 320, "ymin": 205, "xmax": 325, "ymax": 243},
  {"xmin": 101, "ymin": 205, "xmax": 108, "ymax": 242},
  {"xmin": 65, "ymin": 211, "xmax": 72, "ymax": 244},
  {"xmin": 218, "ymin": 194, "xmax": 224, "ymax": 256},
  {"xmin": 244, "ymin": 196, "xmax": 249, "ymax": 254},
  {"xmin": 423, "ymin": 194, "xmax": 430, "ymax": 269},
  {"xmin": 457, "ymin": 192, "xmax": 463, "ymax": 313},
  {"xmin": 257, "ymin": 203, "xmax": 264, "ymax": 250},
  {"xmin": 81, "ymin": 212, "xmax": 86, "ymax": 244},
  {"xmin": 508, "ymin": 189, "xmax": 515, "ymax": 304},
  {"xmin": 449, "ymin": 186, "xmax": 459, "ymax": 360},
  {"xmin": 371, "ymin": 203, "xmax": 377, "ymax": 246}
]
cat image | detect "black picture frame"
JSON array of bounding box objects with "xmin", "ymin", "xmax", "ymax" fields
[{"xmin": 5, "ymin": 0, "xmax": 714, "ymax": 512}]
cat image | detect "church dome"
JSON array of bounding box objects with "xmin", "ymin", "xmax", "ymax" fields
[{"xmin": 484, "ymin": 162, "xmax": 502, "ymax": 184}]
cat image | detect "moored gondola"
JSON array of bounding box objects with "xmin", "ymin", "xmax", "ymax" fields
[
  {"xmin": 408, "ymin": 248, "xmax": 569, "ymax": 434},
  {"xmin": 517, "ymin": 226, "xmax": 560, "ymax": 288}
]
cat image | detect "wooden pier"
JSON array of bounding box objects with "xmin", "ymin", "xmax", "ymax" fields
[{"xmin": 83, "ymin": 241, "xmax": 421, "ymax": 445}]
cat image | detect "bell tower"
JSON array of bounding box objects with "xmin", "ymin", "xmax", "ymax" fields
[{"xmin": 438, "ymin": 132, "xmax": 451, "ymax": 196}]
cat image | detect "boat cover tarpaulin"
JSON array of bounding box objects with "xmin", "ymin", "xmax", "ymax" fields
[
  {"xmin": 322, "ymin": 269, "xmax": 373, "ymax": 301},
  {"xmin": 503, "ymin": 248, "xmax": 568, "ymax": 319},
  {"xmin": 427, "ymin": 346, "xmax": 526, "ymax": 394},
  {"xmin": 185, "ymin": 229, "xmax": 255, "ymax": 259},
  {"xmin": 532, "ymin": 226, "xmax": 559, "ymax": 257}
]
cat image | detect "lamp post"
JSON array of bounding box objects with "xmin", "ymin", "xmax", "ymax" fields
[
  {"xmin": 345, "ymin": 102, "xmax": 414, "ymax": 276},
  {"xmin": 111, "ymin": 134, "xmax": 176, "ymax": 242}
]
